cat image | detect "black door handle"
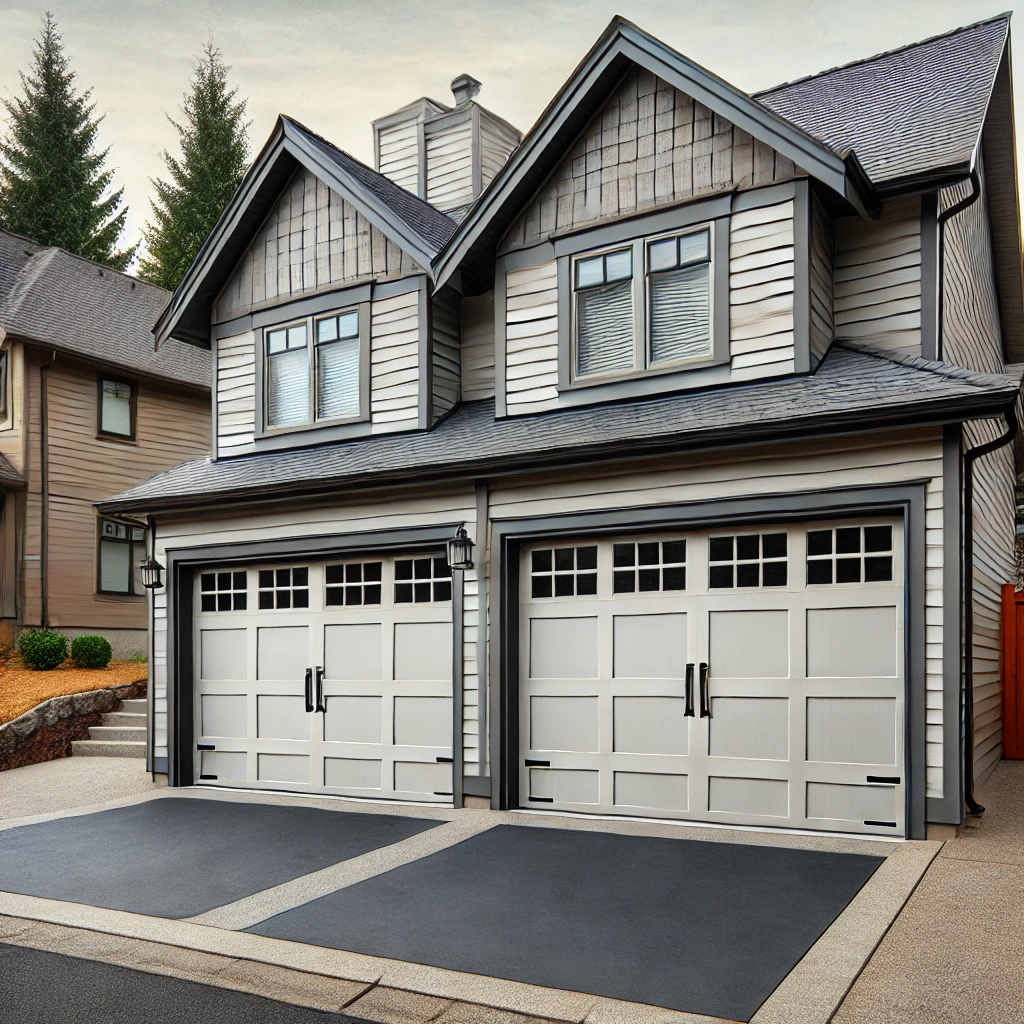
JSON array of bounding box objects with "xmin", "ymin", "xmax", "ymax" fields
[
  {"xmin": 684, "ymin": 663, "xmax": 695, "ymax": 717},
  {"xmin": 699, "ymin": 662, "xmax": 711, "ymax": 718},
  {"xmin": 304, "ymin": 667, "xmax": 314, "ymax": 713},
  {"xmin": 315, "ymin": 666, "xmax": 326, "ymax": 713}
]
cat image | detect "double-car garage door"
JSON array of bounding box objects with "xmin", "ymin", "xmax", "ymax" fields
[
  {"xmin": 194, "ymin": 552, "xmax": 454, "ymax": 802},
  {"xmin": 520, "ymin": 518, "xmax": 906, "ymax": 836}
]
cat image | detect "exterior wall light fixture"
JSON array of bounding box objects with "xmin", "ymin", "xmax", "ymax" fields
[
  {"xmin": 140, "ymin": 556, "xmax": 165, "ymax": 590},
  {"xmin": 447, "ymin": 523, "xmax": 474, "ymax": 570}
]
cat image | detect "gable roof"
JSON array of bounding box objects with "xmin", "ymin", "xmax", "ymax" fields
[
  {"xmin": 756, "ymin": 14, "xmax": 1010, "ymax": 194},
  {"xmin": 155, "ymin": 116, "xmax": 457, "ymax": 348},
  {"xmin": 435, "ymin": 16, "xmax": 877, "ymax": 289},
  {"xmin": 0, "ymin": 230, "xmax": 210, "ymax": 387},
  {"xmin": 98, "ymin": 344, "xmax": 1018, "ymax": 515}
]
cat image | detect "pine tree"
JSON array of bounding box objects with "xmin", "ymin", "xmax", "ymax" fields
[
  {"xmin": 138, "ymin": 44, "xmax": 250, "ymax": 290},
  {"xmin": 0, "ymin": 12, "xmax": 135, "ymax": 270}
]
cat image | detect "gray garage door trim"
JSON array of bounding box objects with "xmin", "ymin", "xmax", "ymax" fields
[
  {"xmin": 165, "ymin": 525, "xmax": 464, "ymax": 794},
  {"xmin": 489, "ymin": 483, "xmax": 928, "ymax": 839}
]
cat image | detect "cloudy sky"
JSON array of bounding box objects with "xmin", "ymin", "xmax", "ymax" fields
[{"xmin": 0, "ymin": 0, "xmax": 1018, "ymax": 259}]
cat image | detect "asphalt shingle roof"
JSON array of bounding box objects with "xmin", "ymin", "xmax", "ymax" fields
[
  {"xmin": 0, "ymin": 230, "xmax": 210, "ymax": 387},
  {"xmin": 755, "ymin": 15, "xmax": 1008, "ymax": 187},
  {"xmin": 99, "ymin": 345, "xmax": 1018, "ymax": 514},
  {"xmin": 286, "ymin": 118, "xmax": 458, "ymax": 253},
  {"xmin": 0, "ymin": 453, "xmax": 25, "ymax": 487}
]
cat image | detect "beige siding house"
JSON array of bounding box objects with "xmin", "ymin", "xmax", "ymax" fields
[
  {"xmin": 0, "ymin": 231, "xmax": 211, "ymax": 655},
  {"xmin": 103, "ymin": 17, "xmax": 1022, "ymax": 838}
]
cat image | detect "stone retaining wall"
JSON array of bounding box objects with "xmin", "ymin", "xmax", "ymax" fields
[{"xmin": 0, "ymin": 682, "xmax": 147, "ymax": 772}]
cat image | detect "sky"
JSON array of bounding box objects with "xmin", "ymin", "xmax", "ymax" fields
[{"xmin": 0, "ymin": 0, "xmax": 1019, "ymax": 262}]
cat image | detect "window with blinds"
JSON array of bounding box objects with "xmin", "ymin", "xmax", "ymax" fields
[
  {"xmin": 264, "ymin": 305, "xmax": 363, "ymax": 431},
  {"xmin": 647, "ymin": 228, "xmax": 711, "ymax": 364},
  {"xmin": 574, "ymin": 249, "xmax": 635, "ymax": 378}
]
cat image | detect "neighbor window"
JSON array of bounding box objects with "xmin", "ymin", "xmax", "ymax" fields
[
  {"xmin": 264, "ymin": 307, "xmax": 363, "ymax": 430},
  {"xmin": 98, "ymin": 377, "xmax": 135, "ymax": 438},
  {"xmin": 0, "ymin": 350, "xmax": 8, "ymax": 418},
  {"xmin": 570, "ymin": 223, "xmax": 714, "ymax": 382},
  {"xmin": 97, "ymin": 519, "xmax": 145, "ymax": 595}
]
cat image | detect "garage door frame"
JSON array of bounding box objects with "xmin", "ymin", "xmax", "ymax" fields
[
  {"xmin": 489, "ymin": 484, "xmax": 929, "ymax": 839},
  {"xmin": 165, "ymin": 524, "xmax": 464, "ymax": 796}
]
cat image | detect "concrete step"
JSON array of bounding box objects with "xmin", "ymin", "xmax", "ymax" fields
[
  {"xmin": 87, "ymin": 726, "xmax": 147, "ymax": 742},
  {"xmin": 101, "ymin": 712, "xmax": 146, "ymax": 727},
  {"xmin": 71, "ymin": 740, "xmax": 146, "ymax": 758},
  {"xmin": 119, "ymin": 699, "xmax": 148, "ymax": 713}
]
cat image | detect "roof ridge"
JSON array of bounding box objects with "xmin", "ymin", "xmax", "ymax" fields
[
  {"xmin": 835, "ymin": 340, "xmax": 1020, "ymax": 391},
  {"xmin": 754, "ymin": 12, "xmax": 1010, "ymax": 97}
]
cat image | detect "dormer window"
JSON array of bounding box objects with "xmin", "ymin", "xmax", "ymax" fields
[
  {"xmin": 575, "ymin": 249, "xmax": 635, "ymax": 377},
  {"xmin": 262, "ymin": 305, "xmax": 367, "ymax": 431},
  {"xmin": 647, "ymin": 228, "xmax": 712, "ymax": 364}
]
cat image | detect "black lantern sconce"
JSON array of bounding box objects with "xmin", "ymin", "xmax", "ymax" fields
[
  {"xmin": 446, "ymin": 523, "xmax": 474, "ymax": 570},
  {"xmin": 140, "ymin": 556, "xmax": 165, "ymax": 590}
]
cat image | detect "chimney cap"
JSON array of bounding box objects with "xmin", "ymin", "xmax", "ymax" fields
[{"xmin": 451, "ymin": 73, "xmax": 482, "ymax": 105}]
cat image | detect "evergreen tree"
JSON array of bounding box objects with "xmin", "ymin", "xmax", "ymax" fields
[
  {"xmin": 0, "ymin": 12, "xmax": 135, "ymax": 270},
  {"xmin": 138, "ymin": 44, "xmax": 250, "ymax": 290}
]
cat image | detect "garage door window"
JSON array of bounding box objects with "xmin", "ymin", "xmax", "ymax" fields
[
  {"xmin": 708, "ymin": 532, "xmax": 788, "ymax": 588},
  {"xmin": 530, "ymin": 545, "xmax": 598, "ymax": 598},
  {"xmin": 258, "ymin": 567, "xmax": 309, "ymax": 609},
  {"xmin": 612, "ymin": 539, "xmax": 686, "ymax": 593},
  {"xmin": 807, "ymin": 525, "xmax": 893, "ymax": 584},
  {"xmin": 200, "ymin": 571, "xmax": 247, "ymax": 612},
  {"xmin": 326, "ymin": 561, "xmax": 382, "ymax": 606},
  {"xmin": 394, "ymin": 557, "xmax": 451, "ymax": 603}
]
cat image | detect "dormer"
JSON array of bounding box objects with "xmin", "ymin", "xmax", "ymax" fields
[{"xmin": 372, "ymin": 76, "xmax": 522, "ymax": 215}]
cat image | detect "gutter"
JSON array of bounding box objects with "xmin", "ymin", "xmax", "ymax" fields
[
  {"xmin": 936, "ymin": 166, "xmax": 982, "ymax": 361},
  {"xmin": 962, "ymin": 404, "xmax": 1019, "ymax": 815}
]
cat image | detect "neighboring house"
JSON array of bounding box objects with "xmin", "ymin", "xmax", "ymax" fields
[
  {"xmin": 0, "ymin": 230, "xmax": 211, "ymax": 656},
  {"xmin": 101, "ymin": 15, "xmax": 1022, "ymax": 840}
]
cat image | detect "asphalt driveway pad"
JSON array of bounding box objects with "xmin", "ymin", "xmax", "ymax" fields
[
  {"xmin": 249, "ymin": 823, "xmax": 884, "ymax": 1021},
  {"xmin": 0, "ymin": 798, "xmax": 440, "ymax": 919}
]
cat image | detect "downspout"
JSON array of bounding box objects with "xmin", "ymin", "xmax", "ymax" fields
[
  {"xmin": 935, "ymin": 166, "xmax": 981, "ymax": 361},
  {"xmin": 147, "ymin": 513, "xmax": 156, "ymax": 782},
  {"xmin": 963, "ymin": 405, "xmax": 1019, "ymax": 815},
  {"xmin": 39, "ymin": 355, "xmax": 55, "ymax": 629}
]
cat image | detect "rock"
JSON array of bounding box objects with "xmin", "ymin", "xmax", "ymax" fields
[
  {"xmin": 71, "ymin": 691, "xmax": 99, "ymax": 715},
  {"xmin": 37, "ymin": 700, "xmax": 58, "ymax": 728},
  {"xmin": 9, "ymin": 711, "xmax": 38, "ymax": 738}
]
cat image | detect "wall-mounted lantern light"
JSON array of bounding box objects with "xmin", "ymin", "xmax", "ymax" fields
[
  {"xmin": 140, "ymin": 556, "xmax": 165, "ymax": 590},
  {"xmin": 446, "ymin": 523, "xmax": 474, "ymax": 570}
]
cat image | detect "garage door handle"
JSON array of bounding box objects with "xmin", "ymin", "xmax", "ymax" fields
[
  {"xmin": 699, "ymin": 663, "xmax": 711, "ymax": 718},
  {"xmin": 684, "ymin": 664, "xmax": 695, "ymax": 717},
  {"xmin": 304, "ymin": 667, "xmax": 314, "ymax": 713},
  {"xmin": 314, "ymin": 666, "xmax": 326, "ymax": 713}
]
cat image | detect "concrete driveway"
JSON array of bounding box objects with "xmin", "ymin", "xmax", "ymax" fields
[{"xmin": 0, "ymin": 758, "xmax": 948, "ymax": 1024}]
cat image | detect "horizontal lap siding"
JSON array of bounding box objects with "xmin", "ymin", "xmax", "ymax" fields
[
  {"xmin": 461, "ymin": 293, "xmax": 495, "ymax": 401},
  {"xmin": 216, "ymin": 332, "xmax": 256, "ymax": 456},
  {"xmin": 504, "ymin": 262, "xmax": 559, "ymax": 414},
  {"xmin": 377, "ymin": 120, "xmax": 420, "ymax": 195},
  {"xmin": 426, "ymin": 118, "xmax": 474, "ymax": 212},
  {"xmin": 214, "ymin": 167, "xmax": 421, "ymax": 323},
  {"xmin": 729, "ymin": 200, "xmax": 795, "ymax": 378},
  {"xmin": 810, "ymin": 194, "xmax": 835, "ymax": 364},
  {"xmin": 371, "ymin": 289, "xmax": 421, "ymax": 433},
  {"xmin": 479, "ymin": 113, "xmax": 520, "ymax": 190},
  {"xmin": 501, "ymin": 66, "xmax": 793, "ymax": 253},
  {"xmin": 834, "ymin": 197, "xmax": 922, "ymax": 357},
  {"xmin": 432, "ymin": 288, "xmax": 461, "ymax": 420}
]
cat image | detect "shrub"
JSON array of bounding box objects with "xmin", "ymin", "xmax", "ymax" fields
[
  {"xmin": 19, "ymin": 630, "xmax": 69, "ymax": 671},
  {"xmin": 71, "ymin": 635, "xmax": 113, "ymax": 669}
]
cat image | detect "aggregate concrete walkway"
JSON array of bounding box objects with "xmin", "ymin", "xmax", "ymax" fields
[{"xmin": 834, "ymin": 760, "xmax": 1024, "ymax": 1024}]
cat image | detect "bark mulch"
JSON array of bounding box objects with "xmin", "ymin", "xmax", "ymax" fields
[{"xmin": 0, "ymin": 660, "xmax": 148, "ymax": 726}]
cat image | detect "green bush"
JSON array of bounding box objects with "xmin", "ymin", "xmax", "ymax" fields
[
  {"xmin": 19, "ymin": 630, "xmax": 69, "ymax": 671},
  {"xmin": 71, "ymin": 635, "xmax": 113, "ymax": 669}
]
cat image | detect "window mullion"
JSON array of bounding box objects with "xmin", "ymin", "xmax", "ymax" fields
[
  {"xmin": 307, "ymin": 316, "xmax": 316, "ymax": 424},
  {"xmin": 633, "ymin": 238, "xmax": 646, "ymax": 370}
]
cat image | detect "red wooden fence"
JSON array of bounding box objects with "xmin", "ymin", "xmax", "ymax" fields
[{"xmin": 1001, "ymin": 583, "xmax": 1024, "ymax": 759}]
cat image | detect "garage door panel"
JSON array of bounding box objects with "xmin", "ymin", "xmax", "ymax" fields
[
  {"xmin": 529, "ymin": 767, "xmax": 599, "ymax": 805},
  {"xmin": 709, "ymin": 697, "xmax": 789, "ymax": 760},
  {"xmin": 806, "ymin": 607, "xmax": 897, "ymax": 678},
  {"xmin": 806, "ymin": 781, "xmax": 898, "ymax": 825},
  {"xmin": 201, "ymin": 750, "xmax": 246, "ymax": 780},
  {"xmin": 529, "ymin": 617, "xmax": 599, "ymax": 679},
  {"xmin": 323, "ymin": 696, "xmax": 383, "ymax": 744},
  {"xmin": 394, "ymin": 760, "xmax": 451, "ymax": 795},
  {"xmin": 257, "ymin": 752, "xmax": 310, "ymax": 785},
  {"xmin": 325, "ymin": 623, "xmax": 382, "ymax": 680},
  {"xmin": 709, "ymin": 610, "xmax": 789, "ymax": 678},
  {"xmin": 325, "ymin": 757, "xmax": 382, "ymax": 790},
  {"xmin": 201, "ymin": 629, "xmax": 247, "ymax": 680},
  {"xmin": 257, "ymin": 626, "xmax": 309, "ymax": 681},
  {"xmin": 393, "ymin": 622, "xmax": 452, "ymax": 681},
  {"xmin": 200, "ymin": 694, "xmax": 247, "ymax": 738},
  {"xmin": 530, "ymin": 695, "xmax": 599, "ymax": 752},
  {"xmin": 257, "ymin": 695, "xmax": 309, "ymax": 741},
  {"xmin": 613, "ymin": 696, "xmax": 688, "ymax": 755},
  {"xmin": 393, "ymin": 696, "xmax": 452, "ymax": 747},
  {"xmin": 708, "ymin": 776, "xmax": 789, "ymax": 818},
  {"xmin": 806, "ymin": 697, "xmax": 898, "ymax": 765},
  {"xmin": 612, "ymin": 614, "xmax": 687, "ymax": 679},
  {"xmin": 613, "ymin": 771, "xmax": 688, "ymax": 812}
]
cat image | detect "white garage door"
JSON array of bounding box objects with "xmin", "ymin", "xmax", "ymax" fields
[
  {"xmin": 194, "ymin": 552, "xmax": 454, "ymax": 802},
  {"xmin": 520, "ymin": 518, "xmax": 906, "ymax": 835}
]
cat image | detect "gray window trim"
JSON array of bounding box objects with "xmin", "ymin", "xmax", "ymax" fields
[
  {"xmin": 0, "ymin": 349, "xmax": 8, "ymax": 418},
  {"xmin": 164, "ymin": 523, "xmax": 464, "ymax": 792},
  {"xmin": 487, "ymin": 482, "xmax": 929, "ymax": 841}
]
